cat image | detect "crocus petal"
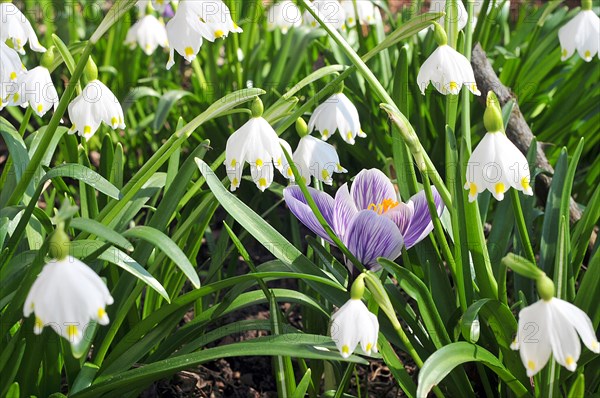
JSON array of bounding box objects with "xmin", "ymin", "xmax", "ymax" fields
[
  {"xmin": 283, "ymin": 185, "xmax": 335, "ymax": 243},
  {"xmin": 402, "ymin": 187, "xmax": 444, "ymax": 249},
  {"xmin": 350, "ymin": 169, "xmax": 397, "ymax": 211},
  {"xmin": 343, "ymin": 210, "xmax": 404, "ymax": 269},
  {"xmin": 332, "ymin": 183, "xmax": 358, "ymax": 240}
]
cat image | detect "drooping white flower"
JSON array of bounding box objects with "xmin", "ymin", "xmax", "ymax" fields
[
  {"xmin": 341, "ymin": 0, "xmax": 377, "ymax": 27},
  {"xmin": 304, "ymin": 0, "xmax": 346, "ymax": 30},
  {"xmin": 165, "ymin": 0, "xmax": 242, "ymax": 69},
  {"xmin": 417, "ymin": 44, "xmax": 481, "ymax": 96},
  {"xmin": 0, "ymin": 2, "xmax": 46, "ymax": 54},
  {"xmin": 290, "ymin": 135, "xmax": 347, "ymax": 185},
  {"xmin": 267, "ymin": 0, "xmax": 302, "ymax": 33},
  {"xmin": 180, "ymin": 0, "xmax": 242, "ymax": 41},
  {"xmin": 23, "ymin": 256, "xmax": 114, "ymax": 345},
  {"xmin": 0, "ymin": 41, "xmax": 26, "ymax": 110},
  {"xmin": 464, "ymin": 131, "xmax": 532, "ymax": 202},
  {"xmin": 511, "ymin": 298, "xmax": 599, "ymax": 377},
  {"xmin": 67, "ymin": 80, "xmax": 125, "ymax": 140},
  {"xmin": 136, "ymin": 0, "xmax": 168, "ymax": 15},
  {"xmin": 125, "ymin": 14, "xmax": 169, "ymax": 56},
  {"xmin": 330, "ymin": 299, "xmax": 379, "ymax": 358},
  {"xmin": 558, "ymin": 9, "xmax": 600, "ymax": 62},
  {"xmin": 429, "ymin": 0, "xmax": 468, "ymax": 31},
  {"xmin": 224, "ymin": 116, "xmax": 291, "ymax": 192},
  {"xmin": 8, "ymin": 66, "xmax": 58, "ymax": 117},
  {"xmin": 308, "ymin": 92, "xmax": 365, "ymax": 144}
]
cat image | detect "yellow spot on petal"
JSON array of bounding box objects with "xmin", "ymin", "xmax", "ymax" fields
[
  {"xmin": 562, "ymin": 48, "xmax": 568, "ymax": 58},
  {"xmin": 255, "ymin": 158, "xmax": 264, "ymax": 168},
  {"xmin": 322, "ymin": 129, "xmax": 329, "ymax": 138},
  {"xmin": 214, "ymin": 30, "xmax": 224, "ymax": 39},
  {"xmin": 111, "ymin": 116, "xmax": 118, "ymax": 126},
  {"xmin": 84, "ymin": 125, "xmax": 92, "ymax": 136},
  {"xmin": 346, "ymin": 131, "xmax": 353, "ymax": 141},
  {"xmin": 495, "ymin": 182, "xmax": 505, "ymax": 196},
  {"xmin": 311, "ymin": 21, "xmax": 317, "ymax": 27},
  {"xmin": 469, "ymin": 182, "xmax": 477, "ymax": 197},
  {"xmin": 10, "ymin": 71, "xmax": 17, "ymax": 80},
  {"xmin": 97, "ymin": 307, "xmax": 106, "ymax": 319},
  {"xmin": 342, "ymin": 345, "xmax": 350, "ymax": 355},
  {"xmin": 13, "ymin": 93, "xmax": 19, "ymax": 102},
  {"xmin": 366, "ymin": 343, "xmax": 373, "ymax": 352},
  {"xmin": 336, "ymin": 163, "xmax": 344, "ymax": 172},
  {"xmin": 233, "ymin": 22, "xmax": 240, "ymax": 30},
  {"xmin": 566, "ymin": 356, "xmax": 575, "ymax": 366},
  {"xmin": 67, "ymin": 325, "xmax": 78, "ymax": 339},
  {"xmin": 449, "ymin": 81, "xmax": 459, "ymax": 92},
  {"xmin": 230, "ymin": 159, "xmax": 237, "ymax": 168},
  {"xmin": 287, "ymin": 167, "xmax": 293, "ymax": 177},
  {"xmin": 184, "ymin": 46, "xmax": 194, "ymax": 56},
  {"xmin": 592, "ymin": 341, "xmax": 599, "ymax": 351},
  {"xmin": 348, "ymin": 17, "xmax": 354, "ymax": 24},
  {"xmin": 527, "ymin": 360, "xmax": 536, "ymax": 371},
  {"xmin": 232, "ymin": 177, "xmax": 239, "ymax": 187},
  {"xmin": 36, "ymin": 104, "xmax": 43, "ymax": 113},
  {"xmin": 35, "ymin": 317, "xmax": 43, "ymax": 331},
  {"xmin": 321, "ymin": 169, "xmax": 330, "ymax": 181},
  {"xmin": 521, "ymin": 177, "xmax": 531, "ymax": 191},
  {"xmin": 258, "ymin": 177, "xmax": 267, "ymax": 188},
  {"xmin": 276, "ymin": 157, "xmax": 282, "ymax": 167},
  {"xmin": 585, "ymin": 50, "xmax": 591, "ymax": 59}
]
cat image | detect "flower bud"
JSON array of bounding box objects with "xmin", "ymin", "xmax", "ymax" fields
[
  {"xmin": 295, "ymin": 117, "xmax": 308, "ymax": 138},
  {"xmin": 432, "ymin": 22, "xmax": 448, "ymax": 46},
  {"xmin": 49, "ymin": 224, "xmax": 70, "ymax": 260},
  {"xmin": 582, "ymin": 0, "xmax": 592, "ymax": 10},
  {"xmin": 350, "ymin": 273, "xmax": 365, "ymax": 300},
  {"xmin": 536, "ymin": 274, "xmax": 555, "ymax": 301},
  {"xmin": 84, "ymin": 56, "xmax": 98, "ymax": 82},
  {"xmin": 250, "ymin": 97, "xmax": 264, "ymax": 118},
  {"xmin": 40, "ymin": 46, "xmax": 55, "ymax": 69},
  {"xmin": 484, "ymin": 91, "xmax": 504, "ymax": 132}
]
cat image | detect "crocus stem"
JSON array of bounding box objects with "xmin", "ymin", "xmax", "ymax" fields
[{"xmin": 299, "ymin": 0, "xmax": 451, "ymax": 209}]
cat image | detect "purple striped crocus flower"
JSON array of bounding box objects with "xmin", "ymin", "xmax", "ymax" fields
[{"xmin": 283, "ymin": 169, "xmax": 444, "ymax": 270}]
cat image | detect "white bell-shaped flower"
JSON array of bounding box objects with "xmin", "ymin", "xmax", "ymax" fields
[
  {"xmin": 464, "ymin": 131, "xmax": 532, "ymax": 202},
  {"xmin": 558, "ymin": 8, "xmax": 600, "ymax": 62},
  {"xmin": 0, "ymin": 41, "xmax": 26, "ymax": 110},
  {"xmin": 330, "ymin": 299, "xmax": 379, "ymax": 358},
  {"xmin": 341, "ymin": 0, "xmax": 377, "ymax": 27},
  {"xmin": 465, "ymin": 92, "xmax": 532, "ymax": 202},
  {"xmin": 267, "ymin": 0, "xmax": 302, "ymax": 33},
  {"xmin": 511, "ymin": 298, "xmax": 599, "ymax": 376},
  {"xmin": 291, "ymin": 135, "xmax": 347, "ymax": 185},
  {"xmin": 23, "ymin": 256, "xmax": 114, "ymax": 345},
  {"xmin": 429, "ymin": 0, "xmax": 468, "ymax": 31},
  {"xmin": 224, "ymin": 102, "xmax": 291, "ymax": 191},
  {"xmin": 303, "ymin": 0, "xmax": 346, "ymax": 30},
  {"xmin": 308, "ymin": 92, "xmax": 365, "ymax": 144},
  {"xmin": 0, "ymin": 2, "xmax": 46, "ymax": 54},
  {"xmin": 68, "ymin": 80, "xmax": 125, "ymax": 140},
  {"xmin": 417, "ymin": 44, "xmax": 481, "ymax": 96},
  {"xmin": 180, "ymin": 0, "xmax": 242, "ymax": 42},
  {"xmin": 166, "ymin": 12, "xmax": 204, "ymax": 69},
  {"xmin": 136, "ymin": 0, "xmax": 168, "ymax": 15},
  {"xmin": 9, "ymin": 66, "xmax": 58, "ymax": 117},
  {"xmin": 125, "ymin": 14, "xmax": 169, "ymax": 56}
]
